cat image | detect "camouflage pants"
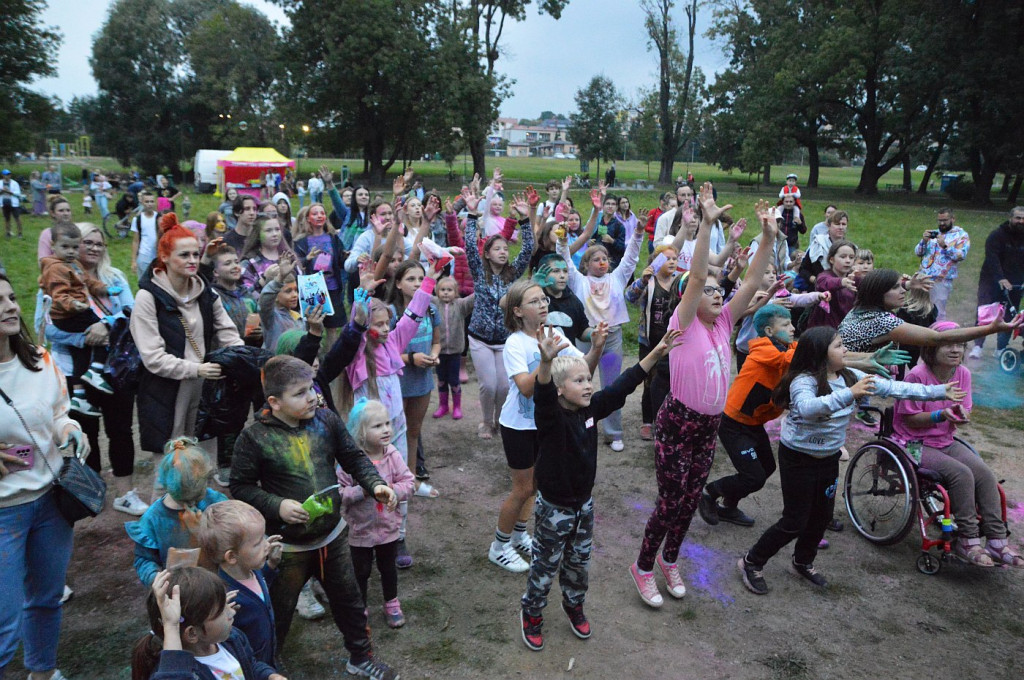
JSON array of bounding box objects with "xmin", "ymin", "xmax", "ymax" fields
[{"xmin": 521, "ymin": 494, "xmax": 594, "ymax": 617}]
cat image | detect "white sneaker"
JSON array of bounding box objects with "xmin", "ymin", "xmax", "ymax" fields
[
  {"xmin": 70, "ymin": 396, "xmax": 100, "ymax": 417},
  {"xmin": 296, "ymin": 581, "xmax": 326, "ymax": 620},
  {"xmin": 511, "ymin": 531, "xmax": 534, "ymax": 556},
  {"xmin": 489, "ymin": 541, "xmax": 530, "ymax": 573},
  {"xmin": 60, "ymin": 585, "xmax": 74, "ymax": 604},
  {"xmin": 113, "ymin": 489, "xmax": 150, "ymax": 516},
  {"xmin": 968, "ymin": 346, "xmax": 983, "ymax": 360},
  {"xmin": 610, "ymin": 439, "xmax": 625, "ymax": 452}
]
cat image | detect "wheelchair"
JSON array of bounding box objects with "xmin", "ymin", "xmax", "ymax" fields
[{"xmin": 843, "ymin": 407, "xmax": 1007, "ymax": 575}]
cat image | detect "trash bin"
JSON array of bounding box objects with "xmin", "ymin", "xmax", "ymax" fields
[
  {"xmin": 341, "ymin": 165, "xmax": 350, "ymax": 184},
  {"xmin": 940, "ymin": 174, "xmax": 961, "ymax": 193}
]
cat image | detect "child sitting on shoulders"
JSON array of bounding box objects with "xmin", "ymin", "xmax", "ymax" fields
[
  {"xmin": 126, "ymin": 437, "xmax": 227, "ymax": 586},
  {"xmin": 131, "ymin": 567, "xmax": 285, "ymax": 680},
  {"xmin": 520, "ymin": 326, "xmax": 680, "ymax": 651},
  {"xmin": 199, "ymin": 500, "xmax": 284, "ymax": 668},
  {"xmin": 338, "ymin": 398, "xmax": 416, "ymax": 629}
]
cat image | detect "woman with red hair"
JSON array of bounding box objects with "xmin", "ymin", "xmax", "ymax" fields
[{"xmin": 130, "ymin": 214, "xmax": 243, "ymax": 457}]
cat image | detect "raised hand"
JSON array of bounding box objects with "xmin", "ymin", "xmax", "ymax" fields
[
  {"xmin": 470, "ymin": 173, "xmax": 481, "ymax": 193},
  {"xmin": 424, "ymin": 195, "xmax": 441, "ymax": 221},
  {"xmin": 697, "ymin": 181, "xmax": 732, "ymax": 226},
  {"xmin": 562, "ymin": 175, "xmax": 572, "ymax": 192},
  {"xmin": 764, "ymin": 277, "xmax": 787, "ymax": 299},
  {"xmin": 637, "ymin": 208, "xmax": 650, "ymax": 224},
  {"xmin": 597, "ymin": 179, "xmax": 607, "ymax": 196},
  {"xmin": 536, "ymin": 325, "xmax": 570, "ymax": 362},
  {"xmin": 734, "ymin": 245, "xmax": 751, "ymax": 271},
  {"xmin": 392, "ymin": 174, "xmax": 406, "ymax": 196},
  {"xmin": 152, "ymin": 570, "xmax": 182, "ymax": 630},
  {"xmin": 369, "ymin": 213, "xmax": 387, "ymax": 234},
  {"xmin": 403, "ymin": 164, "xmax": 415, "ymax": 186},
  {"xmin": 652, "ymin": 328, "xmax": 683, "ymax": 357},
  {"xmin": 591, "ymin": 321, "xmax": 609, "ymax": 353},
  {"xmin": 525, "ymin": 185, "xmax": 540, "ymax": 207},
  {"xmin": 444, "ymin": 198, "xmax": 455, "ymax": 214},
  {"xmin": 730, "ymin": 218, "xmax": 747, "ymax": 242},
  {"xmin": 511, "ymin": 192, "xmax": 530, "ymax": 216},
  {"xmin": 461, "ymin": 187, "xmax": 481, "ymax": 213},
  {"xmin": 318, "ymin": 165, "xmax": 334, "ymax": 185},
  {"xmin": 533, "ymin": 263, "xmax": 554, "ymax": 287},
  {"xmin": 306, "ymin": 304, "xmax": 325, "ymax": 336},
  {"xmin": 754, "ymin": 199, "xmax": 772, "ymax": 226},
  {"xmin": 590, "ymin": 188, "xmax": 602, "ymax": 209}
]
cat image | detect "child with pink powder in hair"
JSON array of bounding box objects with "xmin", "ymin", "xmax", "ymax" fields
[{"xmin": 629, "ymin": 188, "xmax": 778, "ymax": 608}]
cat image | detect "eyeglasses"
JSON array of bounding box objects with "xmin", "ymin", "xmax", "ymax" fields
[
  {"xmin": 81, "ymin": 240, "xmax": 106, "ymax": 250},
  {"xmin": 523, "ymin": 296, "xmax": 551, "ymax": 307},
  {"xmin": 702, "ymin": 285, "xmax": 726, "ymax": 297}
]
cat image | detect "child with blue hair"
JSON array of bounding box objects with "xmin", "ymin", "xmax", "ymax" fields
[{"xmin": 126, "ymin": 437, "xmax": 227, "ymax": 586}]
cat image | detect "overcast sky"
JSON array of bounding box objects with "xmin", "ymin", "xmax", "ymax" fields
[{"xmin": 32, "ymin": 0, "xmax": 726, "ymax": 119}]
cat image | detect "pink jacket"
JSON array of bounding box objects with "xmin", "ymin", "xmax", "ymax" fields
[
  {"xmin": 338, "ymin": 444, "xmax": 415, "ymax": 547},
  {"xmin": 344, "ymin": 277, "xmax": 436, "ymax": 391},
  {"xmin": 443, "ymin": 212, "xmax": 474, "ymax": 297}
]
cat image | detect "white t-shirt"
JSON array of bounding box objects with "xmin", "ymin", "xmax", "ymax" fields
[
  {"xmin": 132, "ymin": 212, "xmax": 159, "ymax": 265},
  {"xmin": 194, "ymin": 644, "xmax": 244, "ymax": 680},
  {"xmin": 499, "ymin": 327, "xmax": 584, "ymax": 431}
]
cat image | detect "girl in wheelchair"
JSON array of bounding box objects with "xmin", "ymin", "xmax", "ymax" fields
[
  {"xmin": 893, "ymin": 320, "xmax": 1024, "ymax": 568},
  {"xmin": 738, "ymin": 326, "xmax": 965, "ymax": 595}
]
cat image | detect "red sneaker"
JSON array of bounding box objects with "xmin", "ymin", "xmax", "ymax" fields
[
  {"xmin": 561, "ymin": 601, "xmax": 592, "ymax": 639},
  {"xmin": 521, "ymin": 610, "xmax": 544, "ymax": 651}
]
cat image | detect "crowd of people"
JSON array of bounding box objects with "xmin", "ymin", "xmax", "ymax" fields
[{"xmin": 1, "ymin": 163, "xmax": 1023, "ymax": 679}]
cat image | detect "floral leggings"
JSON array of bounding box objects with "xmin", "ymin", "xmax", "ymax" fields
[{"xmin": 637, "ymin": 396, "xmax": 721, "ymax": 571}]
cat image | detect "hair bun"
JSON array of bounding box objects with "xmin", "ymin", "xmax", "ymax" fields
[{"xmin": 159, "ymin": 212, "xmax": 180, "ymax": 235}]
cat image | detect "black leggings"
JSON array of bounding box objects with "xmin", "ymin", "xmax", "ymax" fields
[{"xmin": 350, "ymin": 540, "xmax": 399, "ymax": 603}]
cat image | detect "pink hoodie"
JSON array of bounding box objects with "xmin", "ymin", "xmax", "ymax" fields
[{"xmin": 338, "ymin": 444, "xmax": 415, "ymax": 547}]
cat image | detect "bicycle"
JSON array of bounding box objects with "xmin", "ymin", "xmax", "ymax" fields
[{"xmin": 102, "ymin": 208, "xmax": 137, "ymax": 240}]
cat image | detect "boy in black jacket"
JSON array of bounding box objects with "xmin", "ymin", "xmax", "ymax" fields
[
  {"xmin": 520, "ymin": 326, "xmax": 679, "ymax": 651},
  {"xmin": 230, "ymin": 355, "xmax": 400, "ymax": 680}
]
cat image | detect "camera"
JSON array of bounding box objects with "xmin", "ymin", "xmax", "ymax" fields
[{"xmin": 927, "ymin": 230, "xmax": 940, "ymax": 238}]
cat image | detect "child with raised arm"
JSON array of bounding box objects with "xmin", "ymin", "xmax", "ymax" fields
[
  {"xmin": 738, "ymin": 326, "xmax": 964, "ymax": 595},
  {"xmin": 629, "ymin": 189, "xmax": 775, "ymax": 609},
  {"xmin": 229, "ymin": 355, "xmax": 400, "ymax": 679},
  {"xmin": 131, "ymin": 567, "xmax": 285, "ymax": 680},
  {"xmin": 198, "ymin": 500, "xmax": 284, "ymax": 668},
  {"xmin": 557, "ymin": 185, "xmax": 644, "ymax": 452},
  {"xmin": 520, "ymin": 326, "xmax": 680, "ymax": 651}
]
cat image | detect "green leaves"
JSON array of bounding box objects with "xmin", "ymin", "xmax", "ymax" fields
[{"xmin": 568, "ymin": 76, "xmax": 625, "ymax": 165}]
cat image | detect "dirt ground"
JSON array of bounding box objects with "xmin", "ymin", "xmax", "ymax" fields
[{"xmin": 7, "ymin": 349, "xmax": 1024, "ymax": 680}]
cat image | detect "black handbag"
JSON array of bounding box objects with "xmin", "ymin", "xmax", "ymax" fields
[{"xmin": 0, "ymin": 386, "xmax": 107, "ymax": 524}]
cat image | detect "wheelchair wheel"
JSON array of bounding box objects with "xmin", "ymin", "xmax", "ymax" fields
[
  {"xmin": 844, "ymin": 442, "xmax": 918, "ymax": 546},
  {"xmin": 102, "ymin": 212, "xmax": 132, "ymax": 240},
  {"xmin": 998, "ymin": 348, "xmax": 1020, "ymax": 375},
  {"xmin": 917, "ymin": 552, "xmax": 941, "ymax": 575}
]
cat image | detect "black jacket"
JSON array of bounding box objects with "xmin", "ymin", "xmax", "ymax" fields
[
  {"xmin": 534, "ymin": 364, "xmax": 647, "ymax": 508},
  {"xmin": 195, "ymin": 345, "xmax": 274, "ymax": 439},
  {"xmin": 230, "ymin": 407, "xmax": 386, "ymax": 545},
  {"xmin": 979, "ymin": 221, "xmax": 1024, "ymax": 292},
  {"xmin": 150, "ymin": 628, "xmax": 275, "ymax": 680}
]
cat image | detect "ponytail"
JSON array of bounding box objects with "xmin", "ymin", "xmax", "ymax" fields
[{"xmin": 131, "ymin": 633, "xmax": 163, "ymax": 680}]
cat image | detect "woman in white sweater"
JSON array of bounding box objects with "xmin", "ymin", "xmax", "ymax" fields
[{"xmin": 0, "ymin": 272, "xmax": 88, "ymax": 680}]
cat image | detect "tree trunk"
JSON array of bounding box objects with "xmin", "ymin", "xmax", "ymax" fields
[
  {"xmin": 902, "ymin": 152, "xmax": 912, "ymax": 191},
  {"xmin": 917, "ymin": 136, "xmax": 946, "ymax": 194},
  {"xmin": 855, "ymin": 159, "xmax": 883, "ymax": 196},
  {"xmin": 762, "ymin": 164, "xmax": 771, "ymax": 185},
  {"xmin": 469, "ymin": 136, "xmax": 487, "ymax": 179},
  {"xmin": 1000, "ymin": 173, "xmax": 1012, "ymax": 194},
  {"xmin": 807, "ymin": 142, "xmax": 820, "ymax": 188},
  {"xmin": 973, "ymin": 167, "xmax": 996, "ymax": 204},
  {"xmin": 1009, "ymin": 174, "xmax": 1022, "ymax": 204},
  {"xmin": 658, "ymin": 150, "xmax": 675, "ymax": 185}
]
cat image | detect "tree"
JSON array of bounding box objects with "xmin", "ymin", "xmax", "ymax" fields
[
  {"xmin": 0, "ymin": 1, "xmax": 63, "ymax": 157},
  {"xmin": 944, "ymin": 0, "xmax": 1024, "ymax": 203},
  {"xmin": 568, "ymin": 76, "xmax": 624, "ymax": 177},
  {"xmin": 456, "ymin": 0, "xmax": 570, "ymax": 177},
  {"xmin": 641, "ymin": 0, "xmax": 707, "ymax": 184}
]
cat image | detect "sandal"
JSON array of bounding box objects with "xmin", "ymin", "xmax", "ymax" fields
[
  {"xmin": 985, "ymin": 539, "xmax": 1024, "ymax": 568},
  {"xmin": 414, "ymin": 481, "xmax": 439, "ymax": 498},
  {"xmin": 954, "ymin": 537, "xmax": 995, "ymax": 567}
]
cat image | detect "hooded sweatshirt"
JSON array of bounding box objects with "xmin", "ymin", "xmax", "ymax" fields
[{"xmin": 230, "ymin": 407, "xmax": 385, "ymax": 547}]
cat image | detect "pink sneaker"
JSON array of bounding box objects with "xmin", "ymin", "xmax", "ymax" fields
[
  {"xmin": 384, "ymin": 598, "xmax": 405, "ymax": 628},
  {"xmin": 629, "ymin": 562, "xmax": 664, "ymax": 608},
  {"xmin": 656, "ymin": 554, "xmax": 686, "ymax": 598}
]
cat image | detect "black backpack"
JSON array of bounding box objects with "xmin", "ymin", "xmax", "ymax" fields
[{"xmin": 104, "ymin": 314, "xmax": 141, "ymax": 393}]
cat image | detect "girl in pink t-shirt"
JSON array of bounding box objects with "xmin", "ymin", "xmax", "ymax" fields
[
  {"xmin": 893, "ymin": 321, "xmax": 1023, "ymax": 567},
  {"xmin": 630, "ymin": 188, "xmax": 780, "ymax": 608}
]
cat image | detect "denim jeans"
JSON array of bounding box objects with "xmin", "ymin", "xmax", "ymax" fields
[{"xmin": 0, "ymin": 490, "xmax": 74, "ymax": 676}]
